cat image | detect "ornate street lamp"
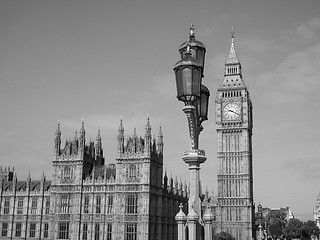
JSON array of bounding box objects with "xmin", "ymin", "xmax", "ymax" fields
[
  {"xmin": 174, "ymin": 43, "xmax": 210, "ymax": 150},
  {"xmin": 174, "ymin": 25, "xmax": 213, "ymax": 240}
]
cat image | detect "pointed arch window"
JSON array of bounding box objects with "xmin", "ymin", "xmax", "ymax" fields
[
  {"xmin": 107, "ymin": 223, "xmax": 112, "ymax": 240},
  {"xmin": 83, "ymin": 195, "xmax": 89, "ymax": 213},
  {"xmin": 94, "ymin": 223, "xmax": 100, "ymax": 240},
  {"xmin": 82, "ymin": 223, "xmax": 88, "ymax": 240},
  {"xmin": 126, "ymin": 164, "xmax": 137, "ymax": 181},
  {"xmin": 125, "ymin": 223, "xmax": 137, "ymax": 240},
  {"xmin": 15, "ymin": 222, "xmax": 22, "ymax": 237},
  {"xmin": 64, "ymin": 167, "xmax": 71, "ymax": 179},
  {"xmin": 125, "ymin": 193, "xmax": 138, "ymax": 214},
  {"xmin": 107, "ymin": 194, "xmax": 113, "ymax": 213},
  {"xmin": 60, "ymin": 194, "xmax": 70, "ymax": 213},
  {"xmin": 31, "ymin": 197, "xmax": 38, "ymax": 214},
  {"xmin": 45, "ymin": 198, "xmax": 50, "ymax": 214},
  {"xmin": 96, "ymin": 195, "xmax": 101, "ymax": 214},
  {"xmin": 3, "ymin": 197, "xmax": 10, "ymax": 214},
  {"xmin": 17, "ymin": 197, "xmax": 24, "ymax": 214},
  {"xmin": 58, "ymin": 222, "xmax": 69, "ymax": 239}
]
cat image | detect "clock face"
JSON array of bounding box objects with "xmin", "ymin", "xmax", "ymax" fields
[{"xmin": 223, "ymin": 103, "xmax": 241, "ymax": 120}]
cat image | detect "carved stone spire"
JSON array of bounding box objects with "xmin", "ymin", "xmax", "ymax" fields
[
  {"xmin": 55, "ymin": 121, "xmax": 61, "ymax": 139},
  {"xmin": 145, "ymin": 116, "xmax": 152, "ymax": 137},
  {"xmin": 79, "ymin": 119, "xmax": 86, "ymax": 138},
  {"xmin": 157, "ymin": 126, "xmax": 164, "ymax": 154},
  {"xmin": 132, "ymin": 128, "xmax": 137, "ymax": 152},
  {"xmin": 118, "ymin": 118, "xmax": 124, "ymax": 136},
  {"xmin": 72, "ymin": 131, "xmax": 78, "ymax": 155},
  {"xmin": 54, "ymin": 121, "xmax": 61, "ymax": 156},
  {"xmin": 79, "ymin": 120, "xmax": 86, "ymax": 156},
  {"xmin": 144, "ymin": 117, "xmax": 152, "ymax": 155},
  {"xmin": 163, "ymin": 170, "xmax": 168, "ymax": 189},
  {"xmin": 117, "ymin": 119, "xmax": 124, "ymax": 156},
  {"xmin": 73, "ymin": 131, "xmax": 78, "ymax": 141},
  {"xmin": 95, "ymin": 129, "xmax": 103, "ymax": 157},
  {"xmin": 169, "ymin": 174, "xmax": 174, "ymax": 192}
]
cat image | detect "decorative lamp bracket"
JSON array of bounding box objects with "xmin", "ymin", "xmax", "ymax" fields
[{"xmin": 183, "ymin": 105, "xmax": 201, "ymax": 150}]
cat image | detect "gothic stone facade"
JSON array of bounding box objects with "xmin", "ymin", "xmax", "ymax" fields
[
  {"xmin": 0, "ymin": 118, "xmax": 187, "ymax": 240},
  {"xmin": 214, "ymin": 33, "xmax": 255, "ymax": 240}
]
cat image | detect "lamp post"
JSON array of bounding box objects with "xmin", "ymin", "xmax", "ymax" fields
[{"xmin": 174, "ymin": 25, "xmax": 212, "ymax": 240}]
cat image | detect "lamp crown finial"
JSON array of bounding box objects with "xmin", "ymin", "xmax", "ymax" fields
[{"xmin": 190, "ymin": 24, "xmax": 195, "ymax": 37}]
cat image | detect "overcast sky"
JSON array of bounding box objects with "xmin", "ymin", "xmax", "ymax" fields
[{"xmin": 1, "ymin": 0, "xmax": 320, "ymax": 221}]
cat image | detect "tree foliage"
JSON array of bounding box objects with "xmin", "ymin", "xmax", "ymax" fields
[
  {"xmin": 263, "ymin": 209, "xmax": 287, "ymax": 238},
  {"xmin": 304, "ymin": 220, "xmax": 320, "ymax": 239},
  {"xmin": 213, "ymin": 231, "xmax": 236, "ymax": 240},
  {"xmin": 282, "ymin": 219, "xmax": 303, "ymax": 240},
  {"xmin": 283, "ymin": 219, "xmax": 320, "ymax": 240}
]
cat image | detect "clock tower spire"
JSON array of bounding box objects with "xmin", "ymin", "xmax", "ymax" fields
[
  {"xmin": 215, "ymin": 30, "xmax": 254, "ymax": 240},
  {"xmin": 222, "ymin": 28, "xmax": 245, "ymax": 88}
]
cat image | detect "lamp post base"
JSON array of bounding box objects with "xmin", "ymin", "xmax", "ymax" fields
[{"xmin": 182, "ymin": 149, "xmax": 206, "ymax": 216}]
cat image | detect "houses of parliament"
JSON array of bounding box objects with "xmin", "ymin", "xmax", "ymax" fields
[{"xmin": 0, "ymin": 27, "xmax": 255, "ymax": 240}]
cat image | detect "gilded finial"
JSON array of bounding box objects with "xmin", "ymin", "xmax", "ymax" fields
[
  {"xmin": 190, "ymin": 24, "xmax": 195, "ymax": 37},
  {"xmin": 231, "ymin": 27, "xmax": 235, "ymax": 42}
]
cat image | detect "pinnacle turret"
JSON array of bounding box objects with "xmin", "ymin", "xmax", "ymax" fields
[
  {"xmin": 133, "ymin": 127, "xmax": 137, "ymax": 139},
  {"xmin": 157, "ymin": 126, "xmax": 164, "ymax": 154},
  {"xmin": 118, "ymin": 118, "xmax": 124, "ymax": 136},
  {"xmin": 95, "ymin": 129, "xmax": 103, "ymax": 157},
  {"xmin": 71, "ymin": 131, "xmax": 79, "ymax": 155},
  {"xmin": 79, "ymin": 120, "xmax": 86, "ymax": 156},
  {"xmin": 96, "ymin": 129, "xmax": 102, "ymax": 143},
  {"xmin": 144, "ymin": 117, "xmax": 152, "ymax": 155},
  {"xmin": 117, "ymin": 119, "xmax": 125, "ymax": 155},
  {"xmin": 73, "ymin": 131, "xmax": 78, "ymax": 141},
  {"xmin": 145, "ymin": 117, "xmax": 152, "ymax": 137},
  {"xmin": 80, "ymin": 120, "xmax": 86, "ymax": 138},
  {"xmin": 55, "ymin": 121, "xmax": 61, "ymax": 139},
  {"xmin": 54, "ymin": 121, "xmax": 61, "ymax": 156},
  {"xmin": 163, "ymin": 170, "xmax": 168, "ymax": 189}
]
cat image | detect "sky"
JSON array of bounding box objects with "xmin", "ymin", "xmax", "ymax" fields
[{"xmin": 0, "ymin": 0, "xmax": 320, "ymax": 221}]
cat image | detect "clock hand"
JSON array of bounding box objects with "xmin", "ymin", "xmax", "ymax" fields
[{"xmin": 228, "ymin": 110, "xmax": 239, "ymax": 115}]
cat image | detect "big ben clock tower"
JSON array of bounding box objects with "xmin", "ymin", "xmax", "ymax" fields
[{"xmin": 215, "ymin": 31, "xmax": 254, "ymax": 240}]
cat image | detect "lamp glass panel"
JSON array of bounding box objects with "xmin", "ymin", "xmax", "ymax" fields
[
  {"xmin": 182, "ymin": 68, "xmax": 193, "ymax": 96},
  {"xmin": 175, "ymin": 69, "xmax": 183, "ymax": 98},
  {"xmin": 192, "ymin": 68, "xmax": 201, "ymax": 97},
  {"xmin": 197, "ymin": 49, "xmax": 205, "ymax": 68},
  {"xmin": 200, "ymin": 92, "xmax": 209, "ymax": 119}
]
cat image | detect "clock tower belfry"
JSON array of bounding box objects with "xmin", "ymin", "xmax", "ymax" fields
[{"xmin": 215, "ymin": 31, "xmax": 254, "ymax": 240}]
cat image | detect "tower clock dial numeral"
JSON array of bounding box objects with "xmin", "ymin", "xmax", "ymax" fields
[{"xmin": 223, "ymin": 103, "xmax": 241, "ymax": 120}]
